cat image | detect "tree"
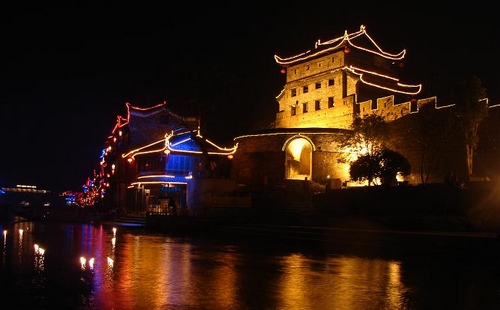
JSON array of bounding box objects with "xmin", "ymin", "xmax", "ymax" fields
[
  {"xmin": 336, "ymin": 114, "xmax": 388, "ymax": 162},
  {"xmin": 452, "ymin": 75, "xmax": 488, "ymax": 177},
  {"xmin": 349, "ymin": 154, "xmax": 380, "ymax": 186},
  {"xmin": 378, "ymin": 149, "xmax": 411, "ymax": 186},
  {"xmin": 336, "ymin": 114, "xmax": 412, "ymax": 186},
  {"xmin": 349, "ymin": 148, "xmax": 410, "ymax": 186},
  {"xmin": 336, "ymin": 114, "xmax": 390, "ymax": 186}
]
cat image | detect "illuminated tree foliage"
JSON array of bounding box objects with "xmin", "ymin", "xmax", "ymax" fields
[
  {"xmin": 336, "ymin": 114, "xmax": 412, "ymax": 186},
  {"xmin": 336, "ymin": 114, "xmax": 388, "ymax": 165}
]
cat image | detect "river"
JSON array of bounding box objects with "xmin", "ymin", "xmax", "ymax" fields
[{"xmin": 1, "ymin": 217, "xmax": 500, "ymax": 309}]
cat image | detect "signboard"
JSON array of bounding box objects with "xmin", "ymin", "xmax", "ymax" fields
[{"xmin": 160, "ymin": 187, "xmax": 181, "ymax": 193}]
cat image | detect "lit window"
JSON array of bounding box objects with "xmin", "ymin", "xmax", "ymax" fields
[{"xmin": 328, "ymin": 97, "xmax": 334, "ymax": 108}]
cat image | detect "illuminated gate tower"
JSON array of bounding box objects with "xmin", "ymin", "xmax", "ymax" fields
[{"xmin": 231, "ymin": 25, "xmax": 432, "ymax": 187}]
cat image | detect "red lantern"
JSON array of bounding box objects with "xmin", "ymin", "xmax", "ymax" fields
[
  {"xmin": 399, "ymin": 62, "xmax": 405, "ymax": 68},
  {"xmin": 280, "ymin": 68, "xmax": 286, "ymax": 74},
  {"xmin": 344, "ymin": 46, "xmax": 350, "ymax": 54}
]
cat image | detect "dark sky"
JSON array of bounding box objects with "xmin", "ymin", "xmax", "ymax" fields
[{"xmin": 2, "ymin": 3, "xmax": 499, "ymax": 192}]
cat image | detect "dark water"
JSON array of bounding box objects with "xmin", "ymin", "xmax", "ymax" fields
[{"xmin": 1, "ymin": 218, "xmax": 500, "ymax": 310}]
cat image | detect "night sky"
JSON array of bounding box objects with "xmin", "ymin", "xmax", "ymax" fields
[{"xmin": 2, "ymin": 4, "xmax": 500, "ymax": 192}]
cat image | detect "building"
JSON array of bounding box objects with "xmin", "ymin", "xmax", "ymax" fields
[
  {"xmin": 230, "ymin": 25, "xmax": 496, "ymax": 188},
  {"xmin": 90, "ymin": 25, "xmax": 499, "ymax": 219},
  {"xmin": 95, "ymin": 102, "xmax": 240, "ymax": 217},
  {"xmin": 0, "ymin": 184, "xmax": 67, "ymax": 220}
]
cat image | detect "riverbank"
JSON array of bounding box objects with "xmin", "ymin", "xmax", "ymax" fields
[{"xmin": 312, "ymin": 181, "xmax": 500, "ymax": 233}]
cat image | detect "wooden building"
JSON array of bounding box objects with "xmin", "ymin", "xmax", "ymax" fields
[{"xmin": 97, "ymin": 102, "xmax": 239, "ymax": 217}]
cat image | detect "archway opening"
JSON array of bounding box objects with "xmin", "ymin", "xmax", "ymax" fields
[{"xmin": 285, "ymin": 138, "xmax": 312, "ymax": 180}]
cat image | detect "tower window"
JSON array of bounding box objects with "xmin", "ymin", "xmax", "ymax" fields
[
  {"xmin": 328, "ymin": 79, "xmax": 335, "ymax": 86},
  {"xmin": 315, "ymin": 82, "xmax": 321, "ymax": 89},
  {"xmin": 315, "ymin": 100, "xmax": 321, "ymax": 111},
  {"xmin": 302, "ymin": 102, "xmax": 308, "ymax": 113},
  {"xmin": 291, "ymin": 106, "xmax": 296, "ymax": 116},
  {"xmin": 328, "ymin": 97, "xmax": 334, "ymax": 108},
  {"xmin": 303, "ymin": 85, "xmax": 308, "ymax": 93},
  {"xmin": 410, "ymin": 100, "xmax": 418, "ymax": 112},
  {"xmin": 291, "ymin": 88, "xmax": 297, "ymax": 97}
]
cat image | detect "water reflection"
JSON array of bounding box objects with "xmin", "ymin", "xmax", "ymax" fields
[{"xmin": 1, "ymin": 219, "xmax": 500, "ymax": 309}]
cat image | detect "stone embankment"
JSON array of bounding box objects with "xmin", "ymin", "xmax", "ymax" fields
[
  {"xmin": 214, "ymin": 180, "xmax": 500, "ymax": 258},
  {"xmin": 312, "ymin": 181, "xmax": 500, "ymax": 233}
]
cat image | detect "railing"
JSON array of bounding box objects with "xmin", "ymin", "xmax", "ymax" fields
[
  {"xmin": 147, "ymin": 205, "xmax": 190, "ymax": 216},
  {"xmin": 204, "ymin": 196, "xmax": 252, "ymax": 208},
  {"xmin": 147, "ymin": 205, "xmax": 172, "ymax": 216}
]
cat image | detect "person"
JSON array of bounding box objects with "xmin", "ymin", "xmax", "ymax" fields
[
  {"xmin": 303, "ymin": 176, "xmax": 310, "ymax": 198},
  {"xmin": 445, "ymin": 171, "xmax": 459, "ymax": 187},
  {"xmin": 169, "ymin": 197, "xmax": 177, "ymax": 216}
]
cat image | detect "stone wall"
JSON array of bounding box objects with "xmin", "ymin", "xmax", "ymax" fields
[{"xmin": 386, "ymin": 103, "xmax": 468, "ymax": 184}]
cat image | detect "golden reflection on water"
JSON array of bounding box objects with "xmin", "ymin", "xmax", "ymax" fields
[
  {"xmin": 1, "ymin": 221, "xmax": 415, "ymax": 309},
  {"xmin": 93, "ymin": 235, "xmax": 245, "ymax": 309},
  {"xmin": 278, "ymin": 254, "xmax": 408, "ymax": 310}
]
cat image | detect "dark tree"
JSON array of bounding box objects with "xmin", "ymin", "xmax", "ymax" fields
[
  {"xmin": 378, "ymin": 149, "xmax": 411, "ymax": 186},
  {"xmin": 425, "ymin": 74, "xmax": 488, "ymax": 178},
  {"xmin": 349, "ymin": 148, "xmax": 410, "ymax": 186},
  {"xmin": 452, "ymin": 75, "xmax": 488, "ymax": 177},
  {"xmin": 349, "ymin": 154, "xmax": 380, "ymax": 186}
]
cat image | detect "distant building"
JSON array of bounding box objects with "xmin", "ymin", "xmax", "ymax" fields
[
  {"xmin": 230, "ymin": 25, "xmax": 498, "ymax": 188},
  {"xmin": 0, "ymin": 184, "xmax": 66, "ymax": 219}
]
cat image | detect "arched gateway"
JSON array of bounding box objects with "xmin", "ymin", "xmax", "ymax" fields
[{"xmin": 283, "ymin": 136, "xmax": 314, "ymax": 180}]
